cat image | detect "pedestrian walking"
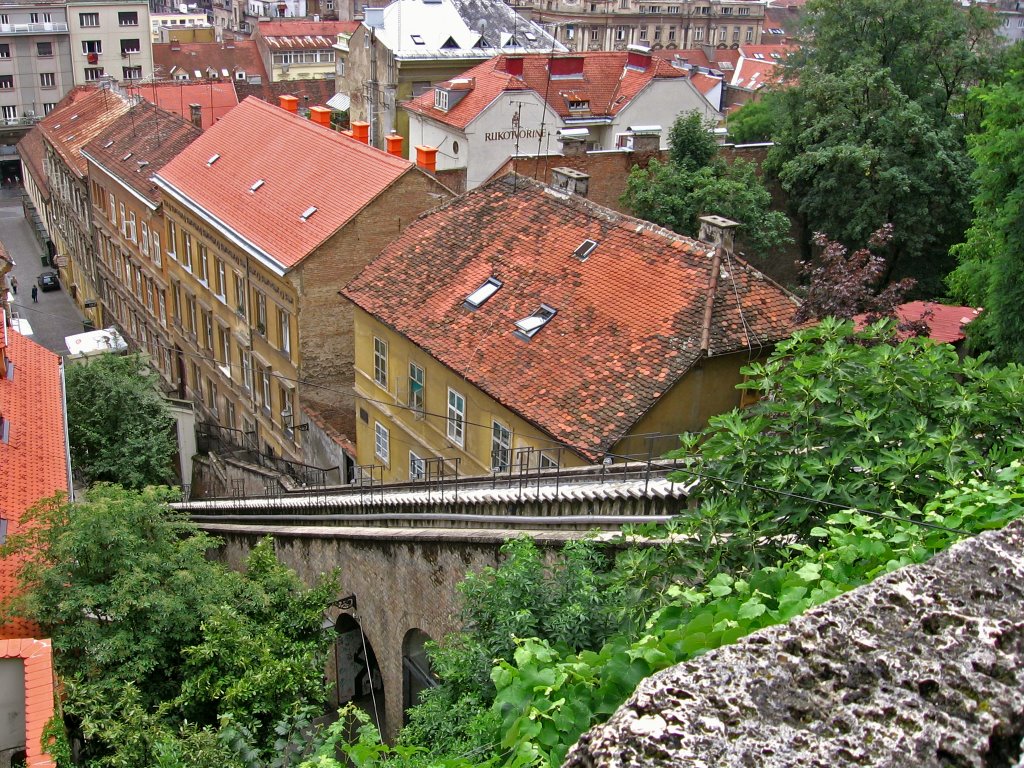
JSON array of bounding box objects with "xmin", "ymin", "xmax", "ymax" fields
[
  {"xmin": 9, "ymin": 276, "xmax": 16, "ymax": 295},
  {"xmin": 31, "ymin": 285, "xmax": 38, "ymax": 303}
]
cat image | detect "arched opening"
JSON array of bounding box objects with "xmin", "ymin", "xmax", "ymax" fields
[
  {"xmin": 330, "ymin": 613, "xmax": 386, "ymax": 734},
  {"xmin": 402, "ymin": 628, "xmax": 438, "ymax": 724}
]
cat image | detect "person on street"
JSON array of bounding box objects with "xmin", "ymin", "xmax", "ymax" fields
[
  {"xmin": 9, "ymin": 276, "xmax": 16, "ymax": 295},
  {"xmin": 31, "ymin": 285, "xmax": 38, "ymax": 303}
]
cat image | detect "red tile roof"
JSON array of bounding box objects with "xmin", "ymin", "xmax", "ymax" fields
[
  {"xmin": 0, "ymin": 638, "xmax": 56, "ymax": 768},
  {"xmin": 15, "ymin": 126, "xmax": 49, "ymax": 200},
  {"xmin": 404, "ymin": 52, "xmax": 690, "ymax": 130},
  {"xmin": 154, "ymin": 96, "xmax": 415, "ymax": 270},
  {"xmin": 256, "ymin": 19, "xmax": 359, "ymax": 48},
  {"xmin": 855, "ymin": 302, "xmax": 982, "ymax": 344},
  {"xmin": 38, "ymin": 87, "xmax": 132, "ymax": 178},
  {"xmin": 234, "ymin": 77, "xmax": 336, "ymax": 109},
  {"xmin": 126, "ymin": 81, "xmax": 239, "ymax": 129},
  {"xmin": 152, "ymin": 40, "xmax": 269, "ymax": 83},
  {"xmin": 82, "ymin": 102, "xmax": 202, "ymax": 204},
  {"xmin": 0, "ymin": 326, "xmax": 69, "ymax": 642},
  {"xmin": 344, "ymin": 175, "xmax": 800, "ymax": 460}
]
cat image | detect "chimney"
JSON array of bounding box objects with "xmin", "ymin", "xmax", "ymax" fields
[
  {"xmin": 503, "ymin": 55, "xmax": 524, "ymax": 77},
  {"xmin": 557, "ymin": 127, "xmax": 588, "ymax": 157},
  {"xmin": 626, "ymin": 44, "xmax": 653, "ymax": 71},
  {"xmin": 415, "ymin": 145, "xmax": 437, "ymax": 173},
  {"xmin": 385, "ymin": 131, "xmax": 404, "ymax": 157},
  {"xmin": 279, "ymin": 94, "xmax": 299, "ymax": 113},
  {"xmin": 626, "ymin": 125, "xmax": 662, "ymax": 152},
  {"xmin": 309, "ymin": 105, "xmax": 332, "ymax": 128},
  {"xmin": 350, "ymin": 121, "xmax": 369, "ymax": 144},
  {"xmin": 550, "ymin": 167, "xmax": 589, "ymax": 197},
  {"xmin": 549, "ymin": 56, "xmax": 585, "ymax": 78},
  {"xmin": 697, "ymin": 215, "xmax": 740, "ymax": 356},
  {"xmin": 188, "ymin": 102, "xmax": 202, "ymax": 129}
]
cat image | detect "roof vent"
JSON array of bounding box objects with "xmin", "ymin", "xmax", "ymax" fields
[
  {"xmin": 464, "ymin": 277, "xmax": 502, "ymax": 309},
  {"xmin": 250, "ymin": 179, "xmax": 265, "ymax": 192},
  {"xmin": 207, "ymin": 153, "xmax": 220, "ymax": 166},
  {"xmin": 299, "ymin": 206, "xmax": 318, "ymax": 221},
  {"xmin": 514, "ymin": 305, "xmax": 556, "ymax": 339}
]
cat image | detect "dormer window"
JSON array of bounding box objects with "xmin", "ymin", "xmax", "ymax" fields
[
  {"xmin": 514, "ymin": 305, "xmax": 556, "ymax": 339},
  {"xmin": 567, "ymin": 99, "xmax": 590, "ymax": 111},
  {"xmin": 464, "ymin": 277, "xmax": 502, "ymax": 309},
  {"xmin": 434, "ymin": 88, "xmax": 449, "ymax": 111}
]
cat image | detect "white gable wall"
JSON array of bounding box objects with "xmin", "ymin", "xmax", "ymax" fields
[{"xmin": 611, "ymin": 77, "xmax": 721, "ymax": 149}]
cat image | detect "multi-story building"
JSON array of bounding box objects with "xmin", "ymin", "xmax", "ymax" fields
[
  {"xmin": 152, "ymin": 39, "xmax": 268, "ymax": 82},
  {"xmin": 343, "ymin": 175, "xmax": 799, "ymax": 482},
  {"xmin": 38, "ymin": 85, "xmax": 130, "ymax": 326},
  {"xmin": 81, "ymin": 100, "xmax": 201, "ymax": 391},
  {"xmin": 66, "ymin": 0, "xmax": 153, "ymax": 85},
  {"xmin": 516, "ymin": 0, "xmax": 767, "ymax": 53},
  {"xmin": 152, "ymin": 95, "xmax": 451, "ymax": 464},
  {"xmin": 14, "ymin": 124, "xmax": 51, "ymax": 253},
  {"xmin": 254, "ymin": 19, "xmax": 356, "ymax": 82},
  {"xmin": 338, "ymin": 0, "xmax": 563, "ymax": 148},
  {"xmin": 150, "ymin": 9, "xmax": 212, "ymax": 42},
  {"xmin": 403, "ymin": 47, "xmax": 720, "ymax": 190},
  {"xmin": 0, "ymin": 0, "xmax": 72, "ymax": 142}
]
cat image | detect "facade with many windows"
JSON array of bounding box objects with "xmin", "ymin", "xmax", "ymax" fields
[
  {"xmin": 82, "ymin": 100, "xmax": 201, "ymax": 390},
  {"xmin": 67, "ymin": 0, "xmax": 153, "ymax": 85},
  {"xmin": 153, "ymin": 95, "xmax": 451, "ymax": 463}
]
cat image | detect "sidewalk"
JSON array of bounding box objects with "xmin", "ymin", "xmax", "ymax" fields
[{"xmin": 1, "ymin": 189, "xmax": 89, "ymax": 356}]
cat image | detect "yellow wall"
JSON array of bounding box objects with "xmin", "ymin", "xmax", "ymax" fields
[{"xmin": 351, "ymin": 307, "xmax": 585, "ymax": 483}]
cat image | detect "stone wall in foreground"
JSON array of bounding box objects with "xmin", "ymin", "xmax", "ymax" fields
[{"xmin": 565, "ymin": 519, "xmax": 1024, "ymax": 768}]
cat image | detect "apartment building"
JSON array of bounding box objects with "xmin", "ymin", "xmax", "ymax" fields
[
  {"xmin": 150, "ymin": 9, "xmax": 212, "ymax": 42},
  {"xmin": 0, "ymin": 1, "xmax": 72, "ymax": 133},
  {"xmin": 81, "ymin": 101, "xmax": 201, "ymax": 390},
  {"xmin": 343, "ymin": 175, "xmax": 799, "ymax": 482},
  {"xmin": 66, "ymin": 0, "xmax": 153, "ymax": 85},
  {"xmin": 152, "ymin": 95, "xmax": 451, "ymax": 464},
  {"xmin": 254, "ymin": 19, "xmax": 356, "ymax": 81}
]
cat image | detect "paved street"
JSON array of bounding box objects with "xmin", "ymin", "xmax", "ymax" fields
[{"xmin": 1, "ymin": 187, "xmax": 88, "ymax": 356}]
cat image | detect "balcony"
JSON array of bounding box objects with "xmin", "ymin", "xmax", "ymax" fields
[{"xmin": 0, "ymin": 22, "xmax": 69, "ymax": 35}]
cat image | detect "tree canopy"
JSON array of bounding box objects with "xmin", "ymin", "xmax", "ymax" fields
[{"xmin": 65, "ymin": 353, "xmax": 177, "ymax": 488}]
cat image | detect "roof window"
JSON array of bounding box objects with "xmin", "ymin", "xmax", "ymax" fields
[
  {"xmin": 299, "ymin": 206, "xmax": 317, "ymax": 221},
  {"xmin": 250, "ymin": 179, "xmax": 265, "ymax": 192},
  {"xmin": 122, "ymin": 152, "xmax": 133, "ymax": 161},
  {"xmin": 410, "ymin": 33, "xmax": 425, "ymax": 45},
  {"xmin": 103, "ymin": 140, "xmax": 114, "ymax": 148},
  {"xmin": 514, "ymin": 305, "xmax": 556, "ymax": 339},
  {"xmin": 573, "ymin": 238, "xmax": 597, "ymax": 261},
  {"xmin": 0, "ymin": 413, "xmax": 9, "ymax": 444},
  {"xmin": 207, "ymin": 153, "xmax": 220, "ymax": 166},
  {"xmin": 567, "ymin": 98, "xmax": 590, "ymax": 111},
  {"xmin": 136, "ymin": 160, "xmax": 149, "ymax": 170},
  {"xmin": 464, "ymin": 277, "xmax": 502, "ymax": 309}
]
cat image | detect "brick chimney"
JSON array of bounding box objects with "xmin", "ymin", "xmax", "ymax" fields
[
  {"xmin": 385, "ymin": 132, "xmax": 404, "ymax": 157},
  {"xmin": 350, "ymin": 121, "xmax": 369, "ymax": 144},
  {"xmin": 279, "ymin": 94, "xmax": 299, "ymax": 114},
  {"xmin": 415, "ymin": 145, "xmax": 437, "ymax": 173},
  {"xmin": 551, "ymin": 167, "xmax": 589, "ymax": 197},
  {"xmin": 503, "ymin": 55, "xmax": 524, "ymax": 77},
  {"xmin": 697, "ymin": 215, "xmax": 739, "ymax": 356},
  {"xmin": 188, "ymin": 103, "xmax": 202, "ymax": 129},
  {"xmin": 626, "ymin": 125, "xmax": 662, "ymax": 152},
  {"xmin": 309, "ymin": 106, "xmax": 332, "ymax": 128},
  {"xmin": 557, "ymin": 127, "xmax": 589, "ymax": 157}
]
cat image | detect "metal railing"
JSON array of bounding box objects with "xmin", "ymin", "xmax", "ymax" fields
[
  {"xmin": 0, "ymin": 22, "xmax": 69, "ymax": 34},
  {"xmin": 195, "ymin": 421, "xmax": 337, "ymax": 489}
]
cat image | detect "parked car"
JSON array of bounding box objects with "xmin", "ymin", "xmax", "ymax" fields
[{"xmin": 37, "ymin": 271, "xmax": 60, "ymax": 292}]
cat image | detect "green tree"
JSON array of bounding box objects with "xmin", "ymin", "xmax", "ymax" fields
[
  {"xmin": 948, "ymin": 45, "xmax": 1024, "ymax": 362},
  {"xmin": 65, "ymin": 353, "xmax": 177, "ymax": 488},
  {"xmin": 726, "ymin": 93, "xmax": 784, "ymax": 145},
  {"xmin": 666, "ymin": 111, "xmax": 718, "ymax": 171},
  {"xmin": 1, "ymin": 485, "xmax": 337, "ymax": 767}
]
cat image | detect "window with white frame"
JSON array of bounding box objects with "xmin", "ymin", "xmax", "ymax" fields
[
  {"xmin": 118, "ymin": 202, "xmax": 126, "ymax": 234},
  {"xmin": 409, "ymin": 451, "xmax": 425, "ymax": 480},
  {"xmin": 140, "ymin": 222, "xmax": 149, "ymax": 254},
  {"xmin": 261, "ymin": 365, "xmax": 272, "ymax": 412},
  {"xmin": 374, "ymin": 421, "xmax": 390, "ymax": 463},
  {"xmin": 108, "ymin": 193, "xmax": 116, "ymax": 223},
  {"xmin": 373, "ymin": 337, "xmax": 388, "ymax": 389},
  {"xmin": 408, "ymin": 362, "xmax": 424, "ymax": 413},
  {"xmin": 215, "ymin": 259, "xmax": 226, "ymax": 301},
  {"xmin": 151, "ymin": 229, "xmax": 161, "ymax": 266},
  {"xmin": 183, "ymin": 232, "xmax": 193, "ymax": 270},
  {"xmin": 491, "ymin": 421, "xmax": 511, "ymax": 471},
  {"xmin": 254, "ymin": 290, "xmax": 267, "ymax": 334},
  {"xmin": 278, "ymin": 308, "xmax": 290, "ymax": 356},
  {"xmin": 447, "ymin": 388, "xmax": 465, "ymax": 446},
  {"xmin": 242, "ymin": 350, "xmax": 253, "ymax": 391},
  {"xmin": 198, "ymin": 244, "xmax": 208, "ymax": 283},
  {"xmin": 127, "ymin": 211, "xmax": 137, "ymax": 242}
]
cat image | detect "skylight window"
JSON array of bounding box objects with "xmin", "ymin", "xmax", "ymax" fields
[
  {"xmin": 250, "ymin": 179, "xmax": 265, "ymax": 192},
  {"xmin": 122, "ymin": 152, "xmax": 132, "ymax": 160},
  {"xmin": 574, "ymin": 239, "xmax": 597, "ymax": 261},
  {"xmin": 410, "ymin": 33, "xmax": 425, "ymax": 45},
  {"xmin": 464, "ymin": 277, "xmax": 502, "ymax": 309},
  {"xmin": 207, "ymin": 153, "xmax": 220, "ymax": 166},
  {"xmin": 524, "ymin": 31, "xmax": 537, "ymax": 41},
  {"xmin": 514, "ymin": 305, "xmax": 556, "ymax": 339},
  {"xmin": 103, "ymin": 140, "xmax": 114, "ymax": 148},
  {"xmin": 299, "ymin": 206, "xmax": 317, "ymax": 221}
]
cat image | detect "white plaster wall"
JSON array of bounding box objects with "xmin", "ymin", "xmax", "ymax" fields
[{"xmin": 612, "ymin": 77, "xmax": 721, "ymax": 149}]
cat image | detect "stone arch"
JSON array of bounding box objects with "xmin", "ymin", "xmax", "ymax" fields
[
  {"xmin": 329, "ymin": 612, "xmax": 387, "ymax": 734},
  {"xmin": 401, "ymin": 628, "xmax": 438, "ymax": 724}
]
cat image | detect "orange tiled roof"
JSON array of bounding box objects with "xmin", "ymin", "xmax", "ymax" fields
[
  {"xmin": 404, "ymin": 52, "xmax": 688, "ymax": 130},
  {"xmin": 0, "ymin": 638, "xmax": 56, "ymax": 768},
  {"xmin": 82, "ymin": 101, "xmax": 202, "ymax": 204},
  {"xmin": 37, "ymin": 86, "xmax": 132, "ymax": 178},
  {"xmin": 0, "ymin": 327, "xmax": 69, "ymax": 641},
  {"xmin": 126, "ymin": 80, "xmax": 239, "ymax": 129},
  {"xmin": 153, "ymin": 40, "xmax": 269, "ymax": 83},
  {"xmin": 854, "ymin": 302, "xmax": 982, "ymax": 344},
  {"xmin": 15, "ymin": 126, "xmax": 49, "ymax": 199},
  {"xmin": 154, "ymin": 96, "xmax": 414, "ymax": 270},
  {"xmin": 257, "ymin": 19, "xmax": 359, "ymax": 48},
  {"xmin": 343, "ymin": 175, "xmax": 800, "ymax": 460},
  {"xmin": 234, "ymin": 78, "xmax": 336, "ymax": 108}
]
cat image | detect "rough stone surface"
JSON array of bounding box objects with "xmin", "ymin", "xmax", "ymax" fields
[{"xmin": 564, "ymin": 519, "xmax": 1024, "ymax": 768}]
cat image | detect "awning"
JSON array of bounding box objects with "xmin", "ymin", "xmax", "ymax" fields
[{"xmin": 327, "ymin": 92, "xmax": 351, "ymax": 112}]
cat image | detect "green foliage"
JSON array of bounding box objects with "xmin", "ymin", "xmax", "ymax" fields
[
  {"xmin": 948, "ymin": 43, "xmax": 1024, "ymax": 362},
  {"xmin": 726, "ymin": 94, "xmax": 784, "ymax": 145},
  {"xmin": 65, "ymin": 353, "xmax": 177, "ymax": 488},
  {"xmin": 622, "ymin": 157, "xmax": 791, "ymax": 260},
  {"xmin": 1, "ymin": 485, "xmax": 336, "ymax": 767},
  {"xmin": 667, "ymin": 111, "xmax": 718, "ymax": 171}
]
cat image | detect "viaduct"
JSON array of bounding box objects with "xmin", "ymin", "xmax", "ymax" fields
[{"xmin": 180, "ymin": 463, "xmax": 692, "ymax": 739}]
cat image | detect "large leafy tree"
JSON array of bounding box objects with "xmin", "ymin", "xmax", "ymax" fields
[
  {"xmin": 65, "ymin": 353, "xmax": 177, "ymax": 488},
  {"xmin": 1, "ymin": 485, "xmax": 337, "ymax": 767},
  {"xmin": 948, "ymin": 45, "xmax": 1024, "ymax": 363},
  {"xmin": 622, "ymin": 113, "xmax": 791, "ymax": 260}
]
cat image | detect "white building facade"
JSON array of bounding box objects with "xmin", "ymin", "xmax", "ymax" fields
[{"xmin": 67, "ymin": 0, "xmax": 153, "ymax": 85}]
